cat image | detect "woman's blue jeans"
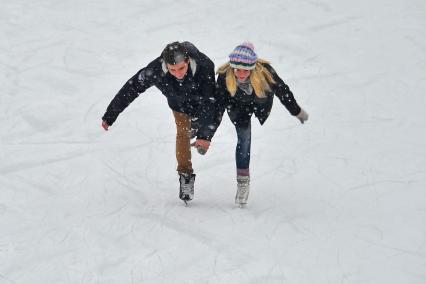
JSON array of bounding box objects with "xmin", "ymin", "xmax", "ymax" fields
[{"xmin": 235, "ymin": 121, "xmax": 251, "ymax": 171}]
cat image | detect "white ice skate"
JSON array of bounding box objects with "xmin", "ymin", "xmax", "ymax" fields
[{"xmin": 235, "ymin": 175, "xmax": 250, "ymax": 207}]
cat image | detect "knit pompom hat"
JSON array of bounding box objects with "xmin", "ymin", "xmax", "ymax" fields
[{"xmin": 229, "ymin": 42, "xmax": 257, "ymax": 70}]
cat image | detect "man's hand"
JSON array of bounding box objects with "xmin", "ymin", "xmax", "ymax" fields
[
  {"xmin": 191, "ymin": 139, "xmax": 210, "ymax": 155},
  {"xmin": 101, "ymin": 121, "xmax": 110, "ymax": 131}
]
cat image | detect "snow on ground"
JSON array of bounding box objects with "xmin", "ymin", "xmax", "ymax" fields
[{"xmin": 1, "ymin": 0, "xmax": 426, "ymax": 283}]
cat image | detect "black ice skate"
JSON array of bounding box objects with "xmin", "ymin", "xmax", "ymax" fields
[{"xmin": 179, "ymin": 173, "xmax": 196, "ymax": 205}]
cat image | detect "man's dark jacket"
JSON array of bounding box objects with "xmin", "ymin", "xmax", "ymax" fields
[{"xmin": 102, "ymin": 42, "xmax": 216, "ymax": 140}]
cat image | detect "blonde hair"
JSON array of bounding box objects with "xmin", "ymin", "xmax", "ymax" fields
[{"xmin": 217, "ymin": 59, "xmax": 276, "ymax": 98}]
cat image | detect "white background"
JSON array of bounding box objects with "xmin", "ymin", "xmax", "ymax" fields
[{"xmin": 1, "ymin": 0, "xmax": 426, "ymax": 283}]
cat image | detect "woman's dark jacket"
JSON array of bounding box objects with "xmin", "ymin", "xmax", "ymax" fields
[
  {"xmin": 102, "ymin": 42, "xmax": 216, "ymax": 140},
  {"xmin": 206, "ymin": 63, "xmax": 302, "ymax": 138}
]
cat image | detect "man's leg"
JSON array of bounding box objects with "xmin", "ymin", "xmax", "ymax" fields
[
  {"xmin": 173, "ymin": 111, "xmax": 196, "ymax": 203},
  {"xmin": 173, "ymin": 111, "xmax": 193, "ymax": 175}
]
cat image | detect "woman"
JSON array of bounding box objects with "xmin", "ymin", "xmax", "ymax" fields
[{"xmin": 214, "ymin": 42, "xmax": 309, "ymax": 206}]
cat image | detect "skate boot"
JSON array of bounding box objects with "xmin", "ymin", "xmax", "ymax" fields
[
  {"xmin": 179, "ymin": 173, "xmax": 196, "ymax": 204},
  {"xmin": 235, "ymin": 175, "xmax": 250, "ymax": 207}
]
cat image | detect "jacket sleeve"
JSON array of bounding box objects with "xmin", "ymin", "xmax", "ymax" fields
[
  {"xmin": 194, "ymin": 60, "xmax": 218, "ymax": 141},
  {"xmin": 266, "ymin": 64, "xmax": 301, "ymax": 116},
  {"xmin": 196, "ymin": 73, "xmax": 227, "ymax": 141},
  {"xmin": 182, "ymin": 41, "xmax": 220, "ymax": 140},
  {"xmin": 183, "ymin": 41, "xmax": 219, "ymax": 138},
  {"xmin": 101, "ymin": 60, "xmax": 159, "ymax": 126}
]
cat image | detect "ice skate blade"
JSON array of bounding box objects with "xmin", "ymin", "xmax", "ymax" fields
[{"xmin": 236, "ymin": 202, "xmax": 247, "ymax": 208}]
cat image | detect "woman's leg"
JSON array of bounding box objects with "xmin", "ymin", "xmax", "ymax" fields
[
  {"xmin": 173, "ymin": 111, "xmax": 193, "ymax": 175},
  {"xmin": 234, "ymin": 120, "xmax": 251, "ymax": 206},
  {"xmin": 235, "ymin": 120, "xmax": 251, "ymax": 176}
]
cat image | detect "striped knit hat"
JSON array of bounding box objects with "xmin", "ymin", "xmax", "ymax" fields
[{"xmin": 229, "ymin": 42, "xmax": 257, "ymax": 70}]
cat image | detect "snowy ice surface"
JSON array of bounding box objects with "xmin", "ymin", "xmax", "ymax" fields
[{"xmin": 1, "ymin": 0, "xmax": 426, "ymax": 283}]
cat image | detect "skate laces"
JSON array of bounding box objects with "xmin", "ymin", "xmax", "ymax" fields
[
  {"xmin": 237, "ymin": 176, "xmax": 250, "ymax": 195},
  {"xmin": 180, "ymin": 174, "xmax": 194, "ymax": 194}
]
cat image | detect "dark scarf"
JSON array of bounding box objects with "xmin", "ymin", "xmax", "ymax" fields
[{"xmin": 237, "ymin": 79, "xmax": 253, "ymax": 95}]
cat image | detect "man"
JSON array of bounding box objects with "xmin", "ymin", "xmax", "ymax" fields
[{"xmin": 101, "ymin": 41, "xmax": 215, "ymax": 204}]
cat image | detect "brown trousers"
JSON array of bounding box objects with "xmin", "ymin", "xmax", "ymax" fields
[{"xmin": 173, "ymin": 111, "xmax": 193, "ymax": 175}]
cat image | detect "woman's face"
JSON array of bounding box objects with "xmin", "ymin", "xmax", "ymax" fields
[{"xmin": 234, "ymin": 68, "xmax": 251, "ymax": 82}]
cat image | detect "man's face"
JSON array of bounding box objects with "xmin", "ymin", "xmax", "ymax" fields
[{"xmin": 167, "ymin": 61, "xmax": 189, "ymax": 80}]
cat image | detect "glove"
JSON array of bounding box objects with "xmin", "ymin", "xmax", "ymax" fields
[
  {"xmin": 102, "ymin": 120, "xmax": 110, "ymax": 131},
  {"xmin": 296, "ymin": 108, "xmax": 309, "ymax": 124},
  {"xmin": 191, "ymin": 139, "xmax": 210, "ymax": 155}
]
